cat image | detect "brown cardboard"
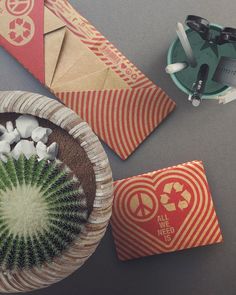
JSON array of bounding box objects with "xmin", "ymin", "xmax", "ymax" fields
[{"xmin": 0, "ymin": 0, "xmax": 176, "ymax": 160}]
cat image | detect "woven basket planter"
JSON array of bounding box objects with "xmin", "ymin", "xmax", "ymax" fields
[{"xmin": 0, "ymin": 91, "xmax": 114, "ymax": 293}]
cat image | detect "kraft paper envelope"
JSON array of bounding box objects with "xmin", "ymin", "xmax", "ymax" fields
[
  {"xmin": 44, "ymin": 7, "xmax": 129, "ymax": 92},
  {"xmin": 44, "ymin": 7, "xmax": 66, "ymax": 87},
  {"xmin": 0, "ymin": 0, "xmax": 176, "ymax": 160}
]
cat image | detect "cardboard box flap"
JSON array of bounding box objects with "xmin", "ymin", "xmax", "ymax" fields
[
  {"xmin": 44, "ymin": 7, "xmax": 65, "ymax": 34},
  {"xmin": 103, "ymin": 69, "xmax": 129, "ymax": 89},
  {"xmin": 53, "ymin": 68, "xmax": 112, "ymax": 91},
  {"xmin": 50, "ymin": 30, "xmax": 101, "ymax": 85},
  {"xmin": 52, "ymin": 49, "xmax": 129, "ymax": 90},
  {"xmin": 44, "ymin": 6, "xmax": 67, "ymax": 87},
  {"xmin": 45, "ymin": 27, "xmax": 66, "ymax": 87},
  {"xmin": 52, "ymin": 38, "xmax": 108, "ymax": 87}
]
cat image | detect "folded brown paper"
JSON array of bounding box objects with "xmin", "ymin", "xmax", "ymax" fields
[{"xmin": 0, "ymin": 0, "xmax": 176, "ymax": 159}]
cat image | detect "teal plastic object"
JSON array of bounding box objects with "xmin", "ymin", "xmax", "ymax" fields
[{"xmin": 167, "ymin": 24, "xmax": 236, "ymax": 99}]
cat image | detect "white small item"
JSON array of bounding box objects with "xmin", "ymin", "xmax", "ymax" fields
[
  {"xmin": 176, "ymin": 22, "xmax": 197, "ymax": 67},
  {"xmin": 165, "ymin": 62, "xmax": 188, "ymax": 74},
  {"xmin": 36, "ymin": 142, "xmax": 47, "ymax": 160},
  {"xmin": 218, "ymin": 88, "xmax": 236, "ymax": 104},
  {"xmin": 0, "ymin": 141, "xmax": 11, "ymax": 155},
  {"xmin": 0, "ymin": 141, "xmax": 11, "ymax": 163},
  {"xmin": 36, "ymin": 142, "xmax": 58, "ymax": 161},
  {"xmin": 16, "ymin": 115, "xmax": 39, "ymax": 138},
  {"xmin": 0, "ymin": 125, "xmax": 6, "ymax": 135},
  {"xmin": 12, "ymin": 140, "xmax": 36, "ymax": 160},
  {"xmin": 47, "ymin": 142, "xmax": 59, "ymax": 160},
  {"xmin": 6, "ymin": 121, "xmax": 14, "ymax": 133},
  {"xmin": 0, "ymin": 154, "xmax": 8, "ymax": 163},
  {"xmin": 0, "ymin": 129, "xmax": 21, "ymax": 145},
  {"xmin": 31, "ymin": 127, "xmax": 52, "ymax": 144}
]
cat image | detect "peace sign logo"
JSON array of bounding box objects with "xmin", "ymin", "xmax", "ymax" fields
[
  {"xmin": 126, "ymin": 191, "xmax": 158, "ymax": 223},
  {"xmin": 6, "ymin": 0, "xmax": 34, "ymax": 16}
]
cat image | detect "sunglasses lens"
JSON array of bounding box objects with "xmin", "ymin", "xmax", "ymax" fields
[{"xmin": 186, "ymin": 15, "xmax": 210, "ymax": 36}]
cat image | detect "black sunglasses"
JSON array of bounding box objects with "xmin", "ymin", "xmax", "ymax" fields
[{"xmin": 185, "ymin": 15, "xmax": 236, "ymax": 45}]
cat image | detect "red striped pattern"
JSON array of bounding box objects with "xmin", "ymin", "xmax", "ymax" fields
[
  {"xmin": 56, "ymin": 88, "xmax": 175, "ymax": 160},
  {"xmin": 45, "ymin": 0, "xmax": 161, "ymax": 88},
  {"xmin": 110, "ymin": 161, "xmax": 223, "ymax": 260},
  {"xmin": 45, "ymin": 0, "xmax": 176, "ymax": 159}
]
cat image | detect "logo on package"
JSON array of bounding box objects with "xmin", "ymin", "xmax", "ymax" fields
[{"xmin": 5, "ymin": 0, "xmax": 35, "ymax": 46}]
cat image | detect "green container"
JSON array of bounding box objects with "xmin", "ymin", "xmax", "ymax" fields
[{"xmin": 167, "ymin": 24, "xmax": 236, "ymax": 99}]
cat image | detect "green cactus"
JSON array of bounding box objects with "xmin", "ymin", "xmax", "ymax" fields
[{"xmin": 0, "ymin": 155, "xmax": 88, "ymax": 271}]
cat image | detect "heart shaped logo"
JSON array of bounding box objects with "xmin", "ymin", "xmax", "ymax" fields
[{"xmin": 111, "ymin": 161, "xmax": 223, "ymax": 260}]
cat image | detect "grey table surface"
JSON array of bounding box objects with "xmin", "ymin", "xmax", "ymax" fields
[{"xmin": 0, "ymin": 0, "xmax": 236, "ymax": 294}]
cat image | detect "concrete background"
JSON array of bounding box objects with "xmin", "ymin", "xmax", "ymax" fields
[{"xmin": 1, "ymin": 0, "xmax": 236, "ymax": 294}]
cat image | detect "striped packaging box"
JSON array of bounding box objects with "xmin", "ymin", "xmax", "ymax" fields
[
  {"xmin": 0, "ymin": 0, "xmax": 176, "ymax": 160},
  {"xmin": 111, "ymin": 161, "xmax": 223, "ymax": 261}
]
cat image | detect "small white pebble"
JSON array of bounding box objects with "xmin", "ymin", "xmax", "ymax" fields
[
  {"xmin": 0, "ymin": 128, "xmax": 21, "ymax": 145},
  {"xmin": 31, "ymin": 127, "xmax": 52, "ymax": 144},
  {"xmin": 36, "ymin": 141, "xmax": 58, "ymax": 161},
  {"xmin": 12, "ymin": 140, "xmax": 36, "ymax": 160},
  {"xmin": 0, "ymin": 124, "xmax": 6, "ymax": 135},
  {"xmin": 0, "ymin": 141, "xmax": 11, "ymax": 154},
  {"xmin": 47, "ymin": 142, "xmax": 59, "ymax": 160},
  {"xmin": 0, "ymin": 141, "xmax": 11, "ymax": 163},
  {"xmin": 36, "ymin": 141, "xmax": 48, "ymax": 161},
  {"xmin": 6, "ymin": 121, "xmax": 14, "ymax": 133},
  {"xmin": 16, "ymin": 115, "xmax": 39, "ymax": 138}
]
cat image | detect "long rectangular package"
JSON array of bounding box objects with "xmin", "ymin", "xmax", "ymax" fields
[{"xmin": 0, "ymin": 0, "xmax": 176, "ymax": 159}]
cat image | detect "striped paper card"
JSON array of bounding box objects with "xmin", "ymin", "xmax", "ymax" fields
[{"xmin": 111, "ymin": 161, "xmax": 223, "ymax": 261}]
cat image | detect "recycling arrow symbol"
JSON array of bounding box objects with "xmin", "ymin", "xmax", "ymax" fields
[{"xmin": 160, "ymin": 182, "xmax": 191, "ymax": 212}]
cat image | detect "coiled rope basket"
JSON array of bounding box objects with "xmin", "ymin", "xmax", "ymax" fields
[{"xmin": 0, "ymin": 91, "xmax": 113, "ymax": 293}]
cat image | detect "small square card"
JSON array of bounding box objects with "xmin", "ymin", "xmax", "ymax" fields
[{"xmin": 111, "ymin": 161, "xmax": 223, "ymax": 261}]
